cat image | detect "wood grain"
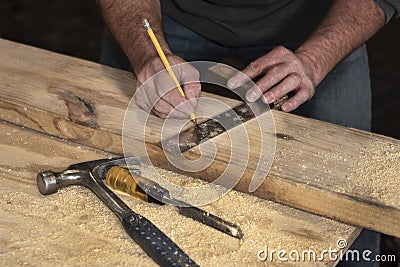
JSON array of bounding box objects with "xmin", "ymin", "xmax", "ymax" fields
[
  {"xmin": 0, "ymin": 39, "xmax": 399, "ymax": 238},
  {"xmin": 0, "ymin": 121, "xmax": 359, "ymax": 266}
]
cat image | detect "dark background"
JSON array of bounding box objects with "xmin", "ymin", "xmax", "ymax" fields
[
  {"xmin": 1, "ymin": 1, "xmax": 399, "ymax": 139},
  {"xmin": 1, "ymin": 0, "xmax": 399, "ymax": 264}
]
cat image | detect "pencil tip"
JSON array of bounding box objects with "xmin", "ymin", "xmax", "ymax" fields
[{"xmin": 190, "ymin": 113, "xmax": 197, "ymax": 125}]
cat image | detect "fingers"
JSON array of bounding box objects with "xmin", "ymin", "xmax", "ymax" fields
[
  {"xmin": 136, "ymin": 84, "xmax": 194, "ymax": 119},
  {"xmin": 262, "ymin": 73, "xmax": 302, "ymax": 104},
  {"xmin": 134, "ymin": 56, "xmax": 201, "ymax": 119},
  {"xmin": 281, "ymin": 88, "xmax": 311, "ymax": 112},
  {"xmin": 159, "ymin": 86, "xmax": 195, "ymax": 117},
  {"xmin": 183, "ymin": 82, "xmax": 201, "ymax": 109},
  {"xmin": 246, "ymin": 64, "xmax": 289, "ymax": 102},
  {"xmin": 134, "ymin": 81, "xmax": 152, "ymax": 113},
  {"xmin": 176, "ymin": 62, "xmax": 201, "ymax": 108},
  {"xmin": 152, "ymin": 98, "xmax": 188, "ymax": 119},
  {"xmin": 227, "ymin": 58, "xmax": 275, "ymax": 89},
  {"xmin": 154, "ymin": 64, "xmax": 199, "ymax": 117},
  {"xmin": 228, "ymin": 46, "xmax": 316, "ymax": 111},
  {"xmin": 227, "ymin": 46, "xmax": 289, "ymax": 89}
]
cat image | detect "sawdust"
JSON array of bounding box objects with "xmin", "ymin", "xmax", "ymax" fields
[
  {"xmin": 347, "ymin": 140, "xmax": 400, "ymax": 207},
  {"xmin": 139, "ymin": 165, "xmax": 228, "ymax": 205},
  {"xmin": 0, "ymin": 188, "xmax": 155, "ymax": 267},
  {"xmin": 272, "ymin": 125, "xmax": 400, "ymax": 209},
  {"xmin": 0, "ymin": 168, "xmax": 357, "ymax": 267}
]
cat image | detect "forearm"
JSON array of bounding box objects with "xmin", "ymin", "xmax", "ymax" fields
[
  {"xmin": 98, "ymin": 0, "xmax": 169, "ymax": 74},
  {"xmin": 296, "ymin": 0, "xmax": 386, "ymax": 86}
]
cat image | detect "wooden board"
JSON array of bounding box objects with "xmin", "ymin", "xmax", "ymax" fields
[
  {"xmin": 0, "ymin": 39, "xmax": 399, "ymax": 238},
  {"xmin": 0, "ymin": 121, "xmax": 360, "ymax": 266}
]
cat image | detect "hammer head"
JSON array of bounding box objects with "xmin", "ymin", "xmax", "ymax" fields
[{"xmin": 37, "ymin": 157, "xmax": 141, "ymax": 195}]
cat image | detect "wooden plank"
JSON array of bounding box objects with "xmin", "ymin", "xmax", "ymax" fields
[
  {"xmin": 0, "ymin": 39, "xmax": 399, "ymax": 238},
  {"xmin": 0, "ymin": 121, "xmax": 359, "ymax": 266},
  {"xmin": 0, "ymin": 39, "xmax": 237, "ymax": 152}
]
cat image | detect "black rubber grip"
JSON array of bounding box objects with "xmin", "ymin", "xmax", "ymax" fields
[{"xmin": 121, "ymin": 212, "xmax": 199, "ymax": 267}]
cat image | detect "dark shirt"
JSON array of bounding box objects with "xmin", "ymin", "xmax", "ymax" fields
[
  {"xmin": 161, "ymin": 0, "xmax": 400, "ymax": 47},
  {"xmin": 375, "ymin": 0, "xmax": 400, "ymax": 22},
  {"xmin": 161, "ymin": 0, "xmax": 334, "ymax": 47}
]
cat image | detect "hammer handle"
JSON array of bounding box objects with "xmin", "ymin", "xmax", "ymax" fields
[
  {"xmin": 122, "ymin": 211, "xmax": 198, "ymax": 267},
  {"xmin": 95, "ymin": 172, "xmax": 199, "ymax": 266}
]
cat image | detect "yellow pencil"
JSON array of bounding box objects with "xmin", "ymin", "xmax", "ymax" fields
[{"xmin": 143, "ymin": 19, "xmax": 197, "ymax": 124}]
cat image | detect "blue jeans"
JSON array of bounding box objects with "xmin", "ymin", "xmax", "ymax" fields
[{"xmin": 100, "ymin": 15, "xmax": 379, "ymax": 266}]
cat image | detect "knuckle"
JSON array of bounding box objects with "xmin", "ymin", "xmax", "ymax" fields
[
  {"xmin": 288, "ymin": 59, "xmax": 298, "ymax": 68},
  {"xmin": 298, "ymin": 88, "xmax": 311, "ymax": 100},
  {"xmin": 290, "ymin": 74, "xmax": 302, "ymax": 86},
  {"xmin": 256, "ymin": 80, "xmax": 270, "ymax": 92},
  {"xmin": 190, "ymin": 67, "xmax": 200, "ymax": 78},
  {"xmin": 154, "ymin": 101, "xmax": 167, "ymax": 114},
  {"xmin": 288, "ymin": 58, "xmax": 302, "ymax": 69},
  {"xmin": 248, "ymin": 60, "xmax": 261, "ymax": 73},
  {"xmin": 268, "ymin": 91, "xmax": 276, "ymax": 99},
  {"xmin": 264, "ymin": 66, "xmax": 281, "ymax": 84},
  {"xmin": 276, "ymin": 83, "xmax": 288, "ymax": 95},
  {"xmin": 287, "ymin": 77, "xmax": 297, "ymax": 88},
  {"xmin": 307, "ymin": 88, "xmax": 315, "ymax": 100},
  {"xmin": 186, "ymin": 84, "xmax": 201, "ymax": 98},
  {"xmin": 273, "ymin": 46, "xmax": 289, "ymax": 55},
  {"xmin": 269, "ymin": 65, "xmax": 281, "ymax": 75},
  {"xmin": 182, "ymin": 65, "xmax": 198, "ymax": 78},
  {"xmin": 290, "ymin": 99, "xmax": 298, "ymax": 109},
  {"xmin": 257, "ymin": 68, "xmax": 282, "ymax": 91}
]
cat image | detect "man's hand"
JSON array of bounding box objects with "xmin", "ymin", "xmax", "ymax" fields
[
  {"xmin": 99, "ymin": 0, "xmax": 202, "ymax": 118},
  {"xmin": 134, "ymin": 55, "xmax": 201, "ymax": 118},
  {"xmin": 228, "ymin": 46, "xmax": 316, "ymax": 112},
  {"xmin": 228, "ymin": 0, "xmax": 385, "ymax": 113}
]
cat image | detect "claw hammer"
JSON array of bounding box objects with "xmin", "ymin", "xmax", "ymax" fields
[{"xmin": 37, "ymin": 157, "xmax": 198, "ymax": 267}]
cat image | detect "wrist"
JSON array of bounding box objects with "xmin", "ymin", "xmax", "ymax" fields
[
  {"xmin": 295, "ymin": 48, "xmax": 328, "ymax": 88},
  {"xmin": 130, "ymin": 52, "xmax": 175, "ymax": 79},
  {"xmin": 127, "ymin": 36, "xmax": 172, "ymax": 76}
]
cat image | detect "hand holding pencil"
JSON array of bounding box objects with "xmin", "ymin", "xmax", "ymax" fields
[{"xmin": 132, "ymin": 19, "xmax": 200, "ymax": 120}]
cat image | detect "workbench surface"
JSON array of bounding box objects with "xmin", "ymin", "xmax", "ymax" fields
[
  {"xmin": 0, "ymin": 39, "xmax": 398, "ymax": 238},
  {"xmin": 0, "ymin": 38, "xmax": 399, "ymax": 266}
]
